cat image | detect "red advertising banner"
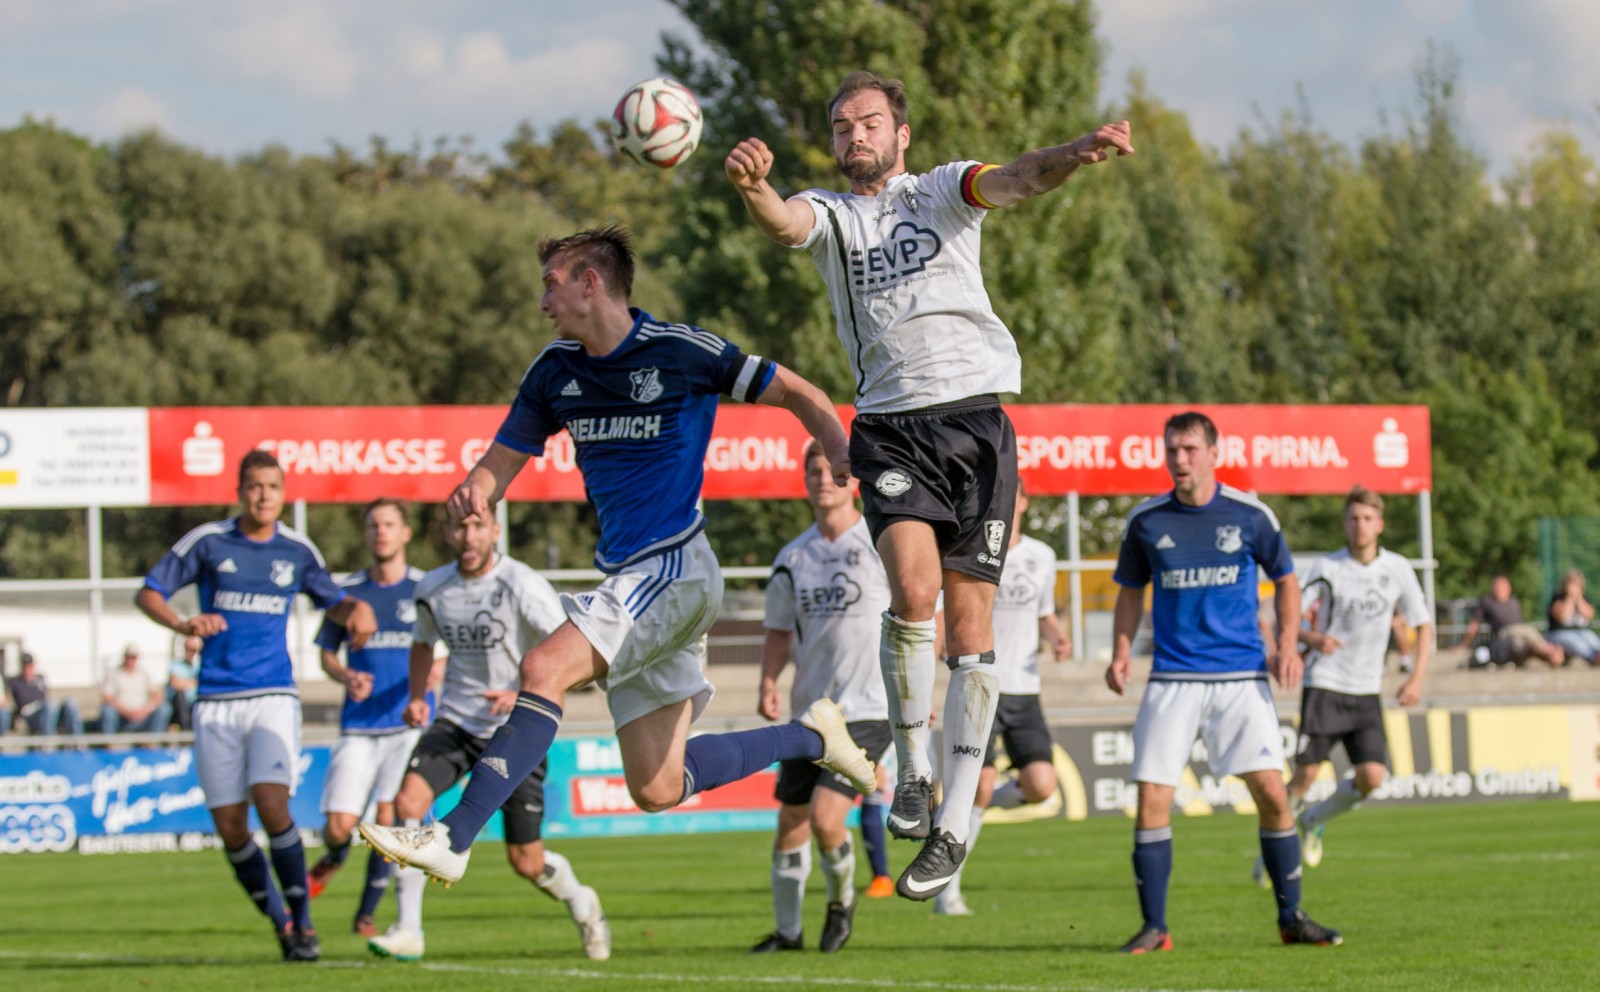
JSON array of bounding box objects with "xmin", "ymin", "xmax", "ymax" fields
[{"xmin": 145, "ymin": 403, "xmax": 1430, "ymax": 506}]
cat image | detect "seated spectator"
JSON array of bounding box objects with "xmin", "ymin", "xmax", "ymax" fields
[
  {"xmin": 1546, "ymin": 569, "xmax": 1600, "ymax": 666},
  {"xmin": 166, "ymin": 635, "xmax": 201, "ymax": 731},
  {"xmin": 1460, "ymin": 575, "xmax": 1565, "ymax": 668},
  {"xmin": 5, "ymin": 652, "xmax": 86, "ymax": 736},
  {"xmin": 100, "ymin": 644, "xmax": 171, "ymax": 733}
]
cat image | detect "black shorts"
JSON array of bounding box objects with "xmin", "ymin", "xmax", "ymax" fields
[
  {"xmin": 984, "ymin": 694, "xmax": 1055, "ymax": 768},
  {"xmin": 849, "ymin": 395, "xmax": 1019, "ymax": 583},
  {"xmin": 408, "ymin": 720, "xmax": 547, "ymax": 844},
  {"xmin": 774, "ymin": 720, "xmax": 892, "ymax": 805},
  {"xmin": 1294, "ymin": 687, "xmax": 1388, "ymax": 767}
]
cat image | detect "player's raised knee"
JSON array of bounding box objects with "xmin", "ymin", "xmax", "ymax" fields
[{"xmin": 629, "ymin": 779, "xmax": 682, "ymax": 813}]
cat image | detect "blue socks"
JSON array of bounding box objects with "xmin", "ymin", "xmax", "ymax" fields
[
  {"xmin": 356, "ymin": 847, "xmax": 391, "ymax": 920},
  {"xmin": 268, "ymin": 826, "xmax": 313, "ymax": 933},
  {"xmin": 226, "ymin": 839, "xmax": 288, "ymax": 928},
  {"xmin": 321, "ymin": 838, "xmax": 351, "ymax": 868},
  {"xmin": 681, "ymin": 723, "xmax": 822, "ymax": 802},
  {"xmin": 861, "ymin": 798, "xmax": 889, "ymax": 877},
  {"xmin": 1132, "ymin": 826, "xmax": 1173, "ymax": 932},
  {"xmin": 1259, "ymin": 826, "xmax": 1302, "ymax": 926},
  {"xmin": 441, "ymin": 692, "xmax": 563, "ymax": 852}
]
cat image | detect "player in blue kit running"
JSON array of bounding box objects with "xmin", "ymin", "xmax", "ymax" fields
[
  {"xmin": 305, "ymin": 497, "xmax": 431, "ymax": 938},
  {"xmin": 1106, "ymin": 411, "xmax": 1341, "ymax": 952},
  {"xmin": 362, "ymin": 225, "xmax": 876, "ymax": 891},
  {"xmin": 136, "ymin": 450, "xmax": 378, "ymax": 962}
]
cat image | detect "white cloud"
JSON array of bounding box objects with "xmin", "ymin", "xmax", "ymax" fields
[
  {"xmin": 203, "ymin": 3, "xmax": 360, "ymax": 102},
  {"xmin": 85, "ymin": 86, "xmax": 175, "ymax": 135}
]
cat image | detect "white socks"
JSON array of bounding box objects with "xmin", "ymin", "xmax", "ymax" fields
[
  {"xmin": 534, "ymin": 848, "xmax": 597, "ymax": 923},
  {"xmin": 1304, "ymin": 775, "xmax": 1364, "ymax": 829},
  {"xmin": 394, "ymin": 818, "xmax": 425, "ymax": 932},
  {"xmin": 881, "ymin": 612, "xmax": 937, "ymax": 783},
  {"xmin": 820, "ymin": 839, "xmax": 855, "ymax": 909},
  {"xmin": 934, "ymin": 659, "xmax": 999, "ymax": 843},
  {"xmin": 989, "ymin": 776, "xmax": 1026, "ymax": 810},
  {"xmin": 771, "ymin": 844, "xmax": 810, "ymax": 941}
]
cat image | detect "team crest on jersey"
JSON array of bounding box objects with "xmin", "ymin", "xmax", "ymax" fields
[
  {"xmin": 1215, "ymin": 526, "xmax": 1242, "ymax": 554},
  {"xmin": 629, "ymin": 367, "xmax": 664, "ymax": 404},
  {"xmin": 270, "ymin": 560, "xmax": 296, "ymax": 587},
  {"xmin": 875, "ymin": 470, "xmax": 912, "ymax": 497},
  {"xmin": 397, "ymin": 600, "xmax": 417, "ymax": 624},
  {"xmin": 984, "ymin": 520, "xmax": 1006, "ymax": 557}
]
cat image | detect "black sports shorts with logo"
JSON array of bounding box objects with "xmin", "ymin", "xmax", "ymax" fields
[
  {"xmin": 1294, "ymin": 686, "xmax": 1388, "ymax": 767},
  {"xmin": 849, "ymin": 394, "xmax": 1019, "ymax": 584},
  {"xmin": 409, "ymin": 719, "xmax": 548, "ymax": 843},
  {"xmin": 775, "ymin": 720, "xmax": 892, "ymax": 805},
  {"xmin": 983, "ymin": 694, "xmax": 1055, "ymax": 768}
]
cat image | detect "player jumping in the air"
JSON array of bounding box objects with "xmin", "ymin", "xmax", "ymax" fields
[
  {"xmin": 308, "ymin": 498, "xmax": 429, "ymax": 938},
  {"xmin": 751, "ymin": 441, "xmax": 894, "ymax": 953},
  {"xmin": 727, "ymin": 69, "xmax": 1133, "ymax": 900},
  {"xmin": 361, "ymin": 225, "xmax": 875, "ymax": 894},
  {"xmin": 1107, "ymin": 412, "xmax": 1341, "ymax": 952},
  {"xmin": 1251, "ymin": 485, "xmax": 1432, "ymax": 885},
  {"xmin": 137, "ymin": 450, "xmax": 378, "ymax": 962}
]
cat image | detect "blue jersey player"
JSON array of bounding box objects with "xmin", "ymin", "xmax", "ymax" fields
[
  {"xmin": 136, "ymin": 450, "xmax": 377, "ymax": 962},
  {"xmin": 361, "ymin": 224, "xmax": 877, "ymax": 893},
  {"xmin": 1106, "ymin": 411, "xmax": 1341, "ymax": 952},
  {"xmin": 306, "ymin": 497, "xmax": 431, "ymax": 938}
]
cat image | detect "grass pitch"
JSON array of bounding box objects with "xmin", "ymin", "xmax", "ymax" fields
[{"xmin": 2, "ymin": 800, "xmax": 1593, "ymax": 991}]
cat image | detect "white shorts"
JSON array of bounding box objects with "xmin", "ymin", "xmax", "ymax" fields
[
  {"xmin": 1130, "ymin": 678, "xmax": 1285, "ymax": 787},
  {"xmin": 193, "ymin": 695, "xmax": 301, "ymax": 808},
  {"xmin": 563, "ymin": 532, "xmax": 722, "ymax": 730},
  {"xmin": 320, "ymin": 728, "xmax": 423, "ymax": 817}
]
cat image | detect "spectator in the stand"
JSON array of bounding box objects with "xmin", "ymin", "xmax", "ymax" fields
[
  {"xmin": 1460, "ymin": 575, "xmax": 1565, "ymax": 668},
  {"xmin": 168, "ymin": 635, "xmax": 202, "ymax": 731},
  {"xmin": 101, "ymin": 643, "xmax": 172, "ymax": 732},
  {"xmin": 1546, "ymin": 569, "xmax": 1599, "ymax": 666},
  {"xmin": 5, "ymin": 652, "xmax": 85, "ymax": 736}
]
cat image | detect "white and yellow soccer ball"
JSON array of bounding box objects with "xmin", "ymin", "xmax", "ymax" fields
[{"xmin": 610, "ymin": 77, "xmax": 703, "ymax": 168}]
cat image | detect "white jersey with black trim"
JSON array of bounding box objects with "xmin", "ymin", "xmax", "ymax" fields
[
  {"xmin": 1301, "ymin": 547, "xmax": 1429, "ymax": 696},
  {"xmin": 763, "ymin": 517, "xmax": 891, "ymax": 720},
  {"xmin": 993, "ymin": 535, "xmax": 1058, "ymax": 695},
  {"xmin": 795, "ymin": 162, "xmax": 1021, "ymax": 413},
  {"xmin": 412, "ymin": 554, "xmax": 566, "ymax": 738}
]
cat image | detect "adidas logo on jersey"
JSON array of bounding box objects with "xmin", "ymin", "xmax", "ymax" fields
[
  {"xmin": 483, "ymin": 756, "xmax": 510, "ymax": 779},
  {"xmin": 561, "ymin": 379, "xmax": 583, "ymax": 397},
  {"xmin": 1155, "ymin": 535, "xmax": 1176, "ymax": 550},
  {"xmin": 217, "ymin": 558, "xmax": 239, "ymax": 573}
]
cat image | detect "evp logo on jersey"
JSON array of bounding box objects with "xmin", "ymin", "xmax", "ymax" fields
[
  {"xmin": 443, "ymin": 610, "xmax": 507, "ymax": 651},
  {"xmin": 629, "ymin": 367, "xmax": 664, "ymax": 404},
  {"xmin": 797, "ymin": 572, "xmax": 863, "ymax": 615},
  {"xmin": 850, "ymin": 221, "xmax": 943, "ymax": 289}
]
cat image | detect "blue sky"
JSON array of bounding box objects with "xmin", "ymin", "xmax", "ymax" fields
[{"xmin": 2, "ymin": 1, "xmax": 1596, "ymax": 179}]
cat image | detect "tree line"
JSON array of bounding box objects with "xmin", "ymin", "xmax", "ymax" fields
[{"xmin": 3, "ymin": 1, "xmax": 1597, "ymax": 610}]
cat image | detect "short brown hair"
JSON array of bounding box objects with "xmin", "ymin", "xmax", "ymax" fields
[
  {"xmin": 237, "ymin": 449, "xmax": 282, "ymax": 487},
  {"xmin": 363, "ymin": 497, "xmax": 410, "ymax": 526},
  {"xmin": 538, "ymin": 224, "xmax": 635, "ymax": 299},
  {"xmin": 1163, "ymin": 411, "xmax": 1218, "ymax": 447},
  {"xmin": 1345, "ymin": 485, "xmax": 1385, "ymax": 515},
  {"xmin": 829, "ymin": 70, "xmax": 910, "ymax": 129}
]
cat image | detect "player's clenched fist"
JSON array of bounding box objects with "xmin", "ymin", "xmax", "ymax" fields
[{"xmin": 725, "ymin": 138, "xmax": 775, "ymax": 189}]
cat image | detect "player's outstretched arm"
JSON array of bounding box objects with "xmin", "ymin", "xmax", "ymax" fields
[
  {"xmin": 134, "ymin": 586, "xmax": 226, "ymax": 638},
  {"xmin": 755, "ymin": 364, "xmax": 851, "ymax": 485},
  {"xmin": 726, "ymin": 137, "xmax": 817, "ymax": 247},
  {"xmin": 1105, "ymin": 584, "xmax": 1144, "ymax": 696},
  {"xmin": 326, "ymin": 596, "xmax": 378, "ymax": 649},
  {"xmin": 977, "ymin": 120, "xmax": 1135, "ymax": 209},
  {"xmin": 449, "ymin": 441, "xmax": 531, "ymax": 524}
]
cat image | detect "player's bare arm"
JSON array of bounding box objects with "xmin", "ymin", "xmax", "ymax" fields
[
  {"xmin": 134, "ymin": 586, "xmax": 227, "ymax": 637},
  {"xmin": 1041, "ymin": 615, "xmax": 1072, "ymax": 661},
  {"xmin": 326, "ymin": 596, "xmax": 378, "ymax": 649},
  {"xmin": 1270, "ymin": 573, "xmax": 1304, "ymax": 691},
  {"xmin": 1106, "ymin": 584, "xmax": 1145, "ymax": 695},
  {"xmin": 321, "ymin": 648, "xmax": 373, "ymax": 702},
  {"xmin": 449, "ymin": 441, "xmax": 532, "ymax": 524},
  {"xmin": 977, "ymin": 120, "xmax": 1135, "ymax": 208},
  {"xmin": 1398, "ymin": 622, "xmax": 1434, "ymax": 706},
  {"xmin": 404, "ymin": 642, "xmax": 434, "ymax": 727},
  {"xmin": 726, "ymin": 137, "xmax": 816, "ymax": 246},
  {"xmin": 757, "ymin": 629, "xmax": 791, "ymax": 721},
  {"xmin": 755, "ymin": 365, "xmax": 850, "ymax": 485}
]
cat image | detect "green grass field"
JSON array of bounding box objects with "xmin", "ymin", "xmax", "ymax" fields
[{"xmin": 2, "ymin": 800, "xmax": 1594, "ymax": 991}]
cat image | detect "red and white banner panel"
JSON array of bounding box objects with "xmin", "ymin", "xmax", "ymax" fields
[{"xmin": 0, "ymin": 404, "xmax": 1430, "ymax": 508}]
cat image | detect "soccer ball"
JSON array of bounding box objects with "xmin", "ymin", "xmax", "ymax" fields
[{"xmin": 610, "ymin": 77, "xmax": 703, "ymax": 168}]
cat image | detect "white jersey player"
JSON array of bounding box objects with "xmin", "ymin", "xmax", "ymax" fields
[
  {"xmin": 1270, "ymin": 485, "xmax": 1432, "ymax": 876},
  {"xmin": 367, "ymin": 511, "xmax": 610, "ymax": 963},
  {"xmin": 729, "ymin": 68, "xmax": 1134, "ymax": 900},
  {"xmin": 752, "ymin": 442, "xmax": 893, "ymax": 954},
  {"xmin": 935, "ymin": 487, "xmax": 1070, "ymax": 916}
]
